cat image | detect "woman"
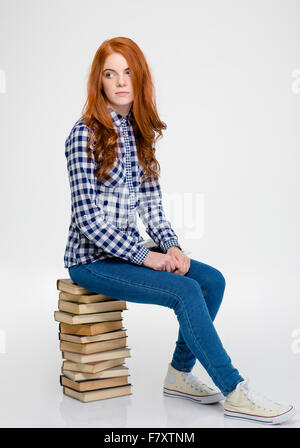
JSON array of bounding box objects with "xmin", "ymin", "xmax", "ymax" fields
[{"xmin": 64, "ymin": 36, "xmax": 295, "ymax": 425}]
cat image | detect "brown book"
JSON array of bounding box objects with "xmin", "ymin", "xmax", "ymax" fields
[
  {"xmin": 59, "ymin": 290, "xmax": 113, "ymax": 304},
  {"xmin": 62, "ymin": 357, "xmax": 126, "ymax": 374},
  {"xmin": 60, "ymin": 374, "xmax": 129, "ymax": 392},
  {"xmin": 59, "ymin": 320, "xmax": 123, "ymax": 336},
  {"xmin": 54, "ymin": 310, "xmax": 123, "ymax": 325},
  {"xmin": 57, "ymin": 278, "xmax": 93, "ymax": 295},
  {"xmin": 62, "ymin": 347, "xmax": 131, "ymax": 364},
  {"xmin": 59, "ymin": 329, "xmax": 127, "ymax": 344},
  {"xmin": 58, "ymin": 299, "xmax": 127, "ymax": 315},
  {"xmin": 62, "ymin": 365, "xmax": 128, "ymax": 381},
  {"xmin": 63, "ymin": 384, "xmax": 132, "ymax": 402},
  {"xmin": 59, "ymin": 336, "xmax": 127, "ymax": 355}
]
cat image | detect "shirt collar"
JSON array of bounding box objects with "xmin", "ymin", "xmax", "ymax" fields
[{"xmin": 108, "ymin": 105, "xmax": 133, "ymax": 127}]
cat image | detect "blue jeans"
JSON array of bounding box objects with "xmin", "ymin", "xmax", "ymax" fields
[{"xmin": 68, "ymin": 255, "xmax": 244, "ymax": 396}]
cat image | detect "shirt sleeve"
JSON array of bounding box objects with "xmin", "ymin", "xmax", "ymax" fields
[
  {"xmin": 65, "ymin": 123, "xmax": 150, "ymax": 265},
  {"xmin": 137, "ymin": 174, "xmax": 182, "ymax": 252}
]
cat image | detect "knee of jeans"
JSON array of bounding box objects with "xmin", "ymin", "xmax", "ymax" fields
[
  {"xmin": 214, "ymin": 269, "xmax": 226, "ymax": 295},
  {"xmin": 211, "ymin": 269, "xmax": 226, "ymax": 294}
]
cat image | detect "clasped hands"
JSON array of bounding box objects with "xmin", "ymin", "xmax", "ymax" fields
[{"xmin": 142, "ymin": 246, "xmax": 190, "ymax": 275}]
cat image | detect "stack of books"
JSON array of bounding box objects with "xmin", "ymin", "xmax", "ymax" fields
[{"xmin": 54, "ymin": 278, "xmax": 132, "ymax": 403}]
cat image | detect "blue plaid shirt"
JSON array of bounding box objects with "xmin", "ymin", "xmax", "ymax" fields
[{"xmin": 63, "ymin": 106, "xmax": 181, "ymax": 268}]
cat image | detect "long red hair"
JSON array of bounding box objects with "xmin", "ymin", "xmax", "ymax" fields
[{"xmin": 81, "ymin": 36, "xmax": 167, "ymax": 183}]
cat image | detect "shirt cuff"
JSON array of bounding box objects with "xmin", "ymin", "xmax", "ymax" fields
[
  {"xmin": 129, "ymin": 245, "xmax": 150, "ymax": 265},
  {"xmin": 160, "ymin": 238, "xmax": 182, "ymax": 252}
]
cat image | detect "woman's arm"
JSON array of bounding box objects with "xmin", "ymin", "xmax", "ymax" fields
[
  {"xmin": 137, "ymin": 175, "xmax": 182, "ymax": 252},
  {"xmin": 65, "ymin": 123, "xmax": 149, "ymax": 265}
]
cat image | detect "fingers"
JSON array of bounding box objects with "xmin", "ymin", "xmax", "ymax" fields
[
  {"xmin": 165, "ymin": 259, "xmax": 176, "ymax": 272},
  {"xmin": 155, "ymin": 253, "xmax": 190, "ymax": 274},
  {"xmin": 172, "ymin": 257, "xmax": 190, "ymax": 275},
  {"xmin": 162, "ymin": 254, "xmax": 176, "ymax": 272}
]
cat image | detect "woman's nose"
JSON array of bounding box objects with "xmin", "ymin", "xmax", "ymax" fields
[{"xmin": 117, "ymin": 76, "xmax": 126, "ymax": 86}]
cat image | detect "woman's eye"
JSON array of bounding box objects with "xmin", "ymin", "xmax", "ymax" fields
[{"xmin": 104, "ymin": 71, "xmax": 131, "ymax": 78}]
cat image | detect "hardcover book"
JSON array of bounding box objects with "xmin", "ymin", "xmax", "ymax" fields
[
  {"xmin": 59, "ymin": 337, "xmax": 127, "ymax": 355},
  {"xmin": 62, "ymin": 347, "xmax": 131, "ymax": 364},
  {"xmin": 63, "ymin": 384, "xmax": 132, "ymax": 402},
  {"xmin": 62, "ymin": 357, "xmax": 127, "ymax": 374},
  {"xmin": 54, "ymin": 310, "xmax": 124, "ymax": 325},
  {"xmin": 59, "ymin": 320, "xmax": 123, "ymax": 336}
]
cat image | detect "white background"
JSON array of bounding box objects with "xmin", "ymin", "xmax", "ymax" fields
[{"xmin": 0, "ymin": 0, "xmax": 299, "ymax": 428}]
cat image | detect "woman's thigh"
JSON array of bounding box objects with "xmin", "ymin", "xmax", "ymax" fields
[{"xmin": 68, "ymin": 257, "xmax": 203, "ymax": 310}]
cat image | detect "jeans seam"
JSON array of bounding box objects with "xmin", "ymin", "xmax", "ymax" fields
[
  {"xmin": 182, "ymin": 347, "xmax": 189, "ymax": 371},
  {"xmin": 176, "ymin": 295, "xmax": 228, "ymax": 391},
  {"xmin": 80, "ymin": 264, "xmax": 228, "ymax": 391}
]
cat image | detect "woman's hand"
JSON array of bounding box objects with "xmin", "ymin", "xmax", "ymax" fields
[
  {"xmin": 142, "ymin": 246, "xmax": 190, "ymax": 275},
  {"xmin": 142, "ymin": 251, "xmax": 177, "ymax": 272},
  {"xmin": 166, "ymin": 246, "xmax": 190, "ymax": 275}
]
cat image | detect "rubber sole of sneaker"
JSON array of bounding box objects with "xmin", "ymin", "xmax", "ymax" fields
[
  {"xmin": 163, "ymin": 387, "xmax": 224, "ymax": 404},
  {"xmin": 224, "ymin": 406, "xmax": 296, "ymax": 425}
]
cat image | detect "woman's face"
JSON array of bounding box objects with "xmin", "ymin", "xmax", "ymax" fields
[{"xmin": 101, "ymin": 52, "xmax": 134, "ymax": 115}]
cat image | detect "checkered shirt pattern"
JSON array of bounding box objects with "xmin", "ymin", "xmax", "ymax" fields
[{"xmin": 63, "ymin": 106, "xmax": 181, "ymax": 268}]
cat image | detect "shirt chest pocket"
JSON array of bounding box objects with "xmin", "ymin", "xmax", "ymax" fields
[{"xmin": 96, "ymin": 168, "xmax": 129, "ymax": 231}]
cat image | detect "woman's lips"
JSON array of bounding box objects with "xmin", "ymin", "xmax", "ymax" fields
[{"xmin": 115, "ymin": 92, "xmax": 129, "ymax": 96}]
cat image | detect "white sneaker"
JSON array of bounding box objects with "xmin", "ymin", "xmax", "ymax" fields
[
  {"xmin": 224, "ymin": 378, "xmax": 296, "ymax": 424},
  {"xmin": 163, "ymin": 363, "xmax": 224, "ymax": 404}
]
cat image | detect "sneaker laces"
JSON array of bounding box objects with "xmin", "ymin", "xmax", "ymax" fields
[
  {"xmin": 236, "ymin": 378, "xmax": 277, "ymax": 411},
  {"xmin": 181, "ymin": 372, "xmax": 213, "ymax": 392}
]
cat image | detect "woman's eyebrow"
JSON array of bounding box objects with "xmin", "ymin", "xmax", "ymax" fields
[{"xmin": 103, "ymin": 67, "xmax": 130, "ymax": 72}]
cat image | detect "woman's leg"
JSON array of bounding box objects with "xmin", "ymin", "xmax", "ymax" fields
[
  {"xmin": 68, "ymin": 257, "xmax": 244, "ymax": 396},
  {"xmin": 170, "ymin": 259, "xmax": 226, "ymax": 373}
]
